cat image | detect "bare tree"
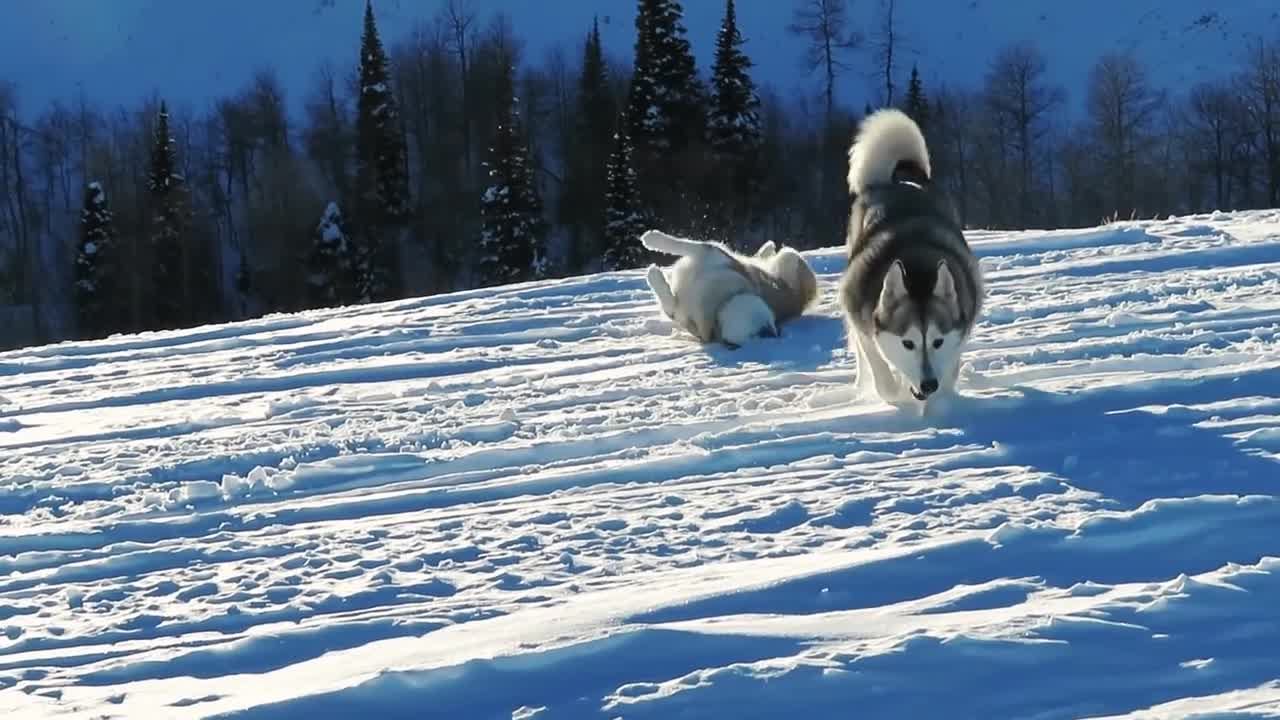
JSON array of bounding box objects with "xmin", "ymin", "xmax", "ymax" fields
[
  {"xmin": 73, "ymin": 87, "xmax": 99, "ymax": 191},
  {"xmin": 1239, "ymin": 38, "xmax": 1280, "ymax": 206},
  {"xmin": 303, "ymin": 61, "xmax": 353, "ymax": 204},
  {"xmin": 931, "ymin": 87, "xmax": 975, "ymax": 224},
  {"xmin": 393, "ymin": 13, "xmax": 472, "ymax": 291},
  {"xmin": 445, "ymin": 0, "xmax": 477, "ymax": 174},
  {"xmin": 984, "ymin": 43, "xmax": 1065, "ymax": 227},
  {"xmin": 542, "ymin": 44, "xmax": 574, "ymax": 187},
  {"xmin": 1057, "ymin": 123, "xmax": 1105, "ymax": 226},
  {"xmin": 788, "ymin": 0, "xmax": 864, "ymax": 119},
  {"xmin": 246, "ymin": 69, "xmax": 290, "ymax": 150},
  {"xmin": 0, "ymin": 83, "xmax": 37, "ymax": 335},
  {"xmin": 1087, "ymin": 51, "xmax": 1165, "ymax": 217},
  {"xmin": 870, "ymin": 0, "xmax": 899, "ymax": 107},
  {"xmin": 1187, "ymin": 81, "xmax": 1248, "ymax": 209}
]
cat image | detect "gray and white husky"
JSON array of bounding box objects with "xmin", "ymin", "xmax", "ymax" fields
[
  {"xmin": 838, "ymin": 109, "xmax": 984, "ymax": 409},
  {"xmin": 642, "ymin": 230, "xmax": 819, "ymax": 348}
]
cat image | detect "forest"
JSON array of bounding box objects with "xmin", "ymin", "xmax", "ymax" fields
[{"xmin": 1, "ymin": 0, "xmax": 1279, "ymax": 348}]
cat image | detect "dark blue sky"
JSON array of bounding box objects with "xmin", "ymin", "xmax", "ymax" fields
[
  {"xmin": 2, "ymin": 0, "xmax": 1273, "ymax": 122},
  {"xmin": 1, "ymin": 0, "xmax": 805, "ymax": 117}
]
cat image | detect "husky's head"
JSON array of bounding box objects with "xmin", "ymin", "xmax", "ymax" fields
[{"xmin": 873, "ymin": 259, "xmax": 967, "ymax": 401}]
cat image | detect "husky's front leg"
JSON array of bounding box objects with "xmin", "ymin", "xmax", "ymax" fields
[
  {"xmin": 917, "ymin": 396, "xmax": 935, "ymax": 418},
  {"xmin": 940, "ymin": 355, "xmax": 962, "ymax": 396},
  {"xmin": 853, "ymin": 331, "xmax": 903, "ymax": 403}
]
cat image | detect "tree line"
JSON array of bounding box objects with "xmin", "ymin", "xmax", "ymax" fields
[{"xmin": 2, "ymin": 0, "xmax": 1279, "ymax": 348}]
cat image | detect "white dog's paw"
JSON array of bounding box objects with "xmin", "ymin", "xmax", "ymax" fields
[
  {"xmin": 640, "ymin": 229, "xmax": 678, "ymax": 253},
  {"xmin": 645, "ymin": 265, "xmax": 677, "ymax": 318}
]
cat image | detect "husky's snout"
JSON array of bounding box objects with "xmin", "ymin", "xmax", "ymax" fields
[{"xmin": 911, "ymin": 356, "xmax": 939, "ymax": 400}]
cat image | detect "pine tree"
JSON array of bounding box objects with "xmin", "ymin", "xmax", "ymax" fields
[
  {"xmin": 903, "ymin": 64, "xmax": 930, "ymax": 131},
  {"xmin": 477, "ymin": 62, "xmax": 549, "ymax": 287},
  {"xmin": 578, "ymin": 20, "xmax": 614, "ymax": 143},
  {"xmin": 705, "ymin": 0, "xmax": 764, "ymax": 237},
  {"xmin": 562, "ymin": 18, "xmax": 617, "ymax": 273},
  {"xmin": 602, "ymin": 117, "xmax": 650, "ymax": 271},
  {"xmin": 75, "ymin": 181, "xmax": 118, "ymax": 338},
  {"xmin": 354, "ymin": 0, "xmax": 410, "ymax": 303},
  {"xmin": 148, "ymin": 100, "xmax": 189, "ymax": 330},
  {"xmin": 626, "ymin": 0, "xmax": 706, "ymax": 156},
  {"xmin": 707, "ymin": 0, "xmax": 762, "ymax": 159},
  {"xmin": 306, "ymin": 201, "xmax": 357, "ymax": 307}
]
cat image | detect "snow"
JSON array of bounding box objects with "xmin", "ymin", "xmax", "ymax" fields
[{"xmin": 2, "ymin": 210, "xmax": 1280, "ymax": 718}]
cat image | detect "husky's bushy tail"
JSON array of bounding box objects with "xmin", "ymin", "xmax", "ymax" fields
[{"xmin": 847, "ymin": 108, "xmax": 931, "ymax": 196}]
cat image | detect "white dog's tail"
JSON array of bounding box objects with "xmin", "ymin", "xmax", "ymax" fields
[
  {"xmin": 640, "ymin": 230, "xmax": 706, "ymax": 259},
  {"xmin": 847, "ymin": 108, "xmax": 931, "ymax": 195}
]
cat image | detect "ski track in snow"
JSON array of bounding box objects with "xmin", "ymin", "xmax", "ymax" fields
[{"xmin": 2, "ymin": 211, "xmax": 1280, "ymax": 719}]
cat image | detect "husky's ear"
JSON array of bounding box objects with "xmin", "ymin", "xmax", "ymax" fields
[
  {"xmin": 932, "ymin": 260, "xmax": 957, "ymax": 304},
  {"xmin": 879, "ymin": 260, "xmax": 908, "ymax": 306}
]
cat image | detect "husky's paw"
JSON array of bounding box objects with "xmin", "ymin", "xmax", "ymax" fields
[
  {"xmin": 919, "ymin": 391, "xmax": 958, "ymax": 419},
  {"xmin": 645, "ymin": 265, "xmax": 677, "ymax": 318},
  {"xmin": 639, "ymin": 229, "xmax": 673, "ymax": 252},
  {"xmin": 645, "ymin": 264, "xmax": 665, "ymax": 288}
]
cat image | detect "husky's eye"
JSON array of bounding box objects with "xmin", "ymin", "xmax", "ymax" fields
[
  {"xmin": 932, "ymin": 338, "xmax": 944, "ymax": 349},
  {"xmin": 901, "ymin": 339, "xmax": 916, "ymax": 350}
]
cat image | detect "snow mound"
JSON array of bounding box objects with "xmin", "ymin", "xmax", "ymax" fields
[{"xmin": 1, "ymin": 211, "xmax": 1279, "ymax": 718}]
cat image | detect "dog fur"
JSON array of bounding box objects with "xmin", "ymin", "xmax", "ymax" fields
[
  {"xmin": 642, "ymin": 231, "xmax": 819, "ymax": 348},
  {"xmin": 838, "ymin": 109, "xmax": 984, "ymax": 410}
]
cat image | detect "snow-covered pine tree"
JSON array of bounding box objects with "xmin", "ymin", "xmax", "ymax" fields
[
  {"xmin": 75, "ymin": 181, "xmax": 119, "ymax": 339},
  {"xmin": 903, "ymin": 64, "xmax": 930, "ymax": 132},
  {"xmin": 561, "ymin": 17, "xmax": 617, "ymax": 273},
  {"xmin": 705, "ymin": 0, "xmax": 765, "ymax": 238},
  {"xmin": 477, "ymin": 62, "xmax": 549, "ymax": 287},
  {"xmin": 707, "ymin": 0, "xmax": 761, "ymax": 160},
  {"xmin": 148, "ymin": 100, "xmax": 189, "ymax": 330},
  {"xmin": 354, "ymin": 0, "xmax": 410, "ymax": 303},
  {"xmin": 602, "ymin": 116, "xmax": 650, "ymax": 271},
  {"xmin": 306, "ymin": 201, "xmax": 357, "ymax": 308},
  {"xmin": 626, "ymin": 0, "xmax": 706, "ymax": 157}
]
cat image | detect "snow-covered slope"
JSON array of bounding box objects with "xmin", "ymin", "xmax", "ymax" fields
[{"xmin": 2, "ymin": 211, "xmax": 1280, "ymax": 719}]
